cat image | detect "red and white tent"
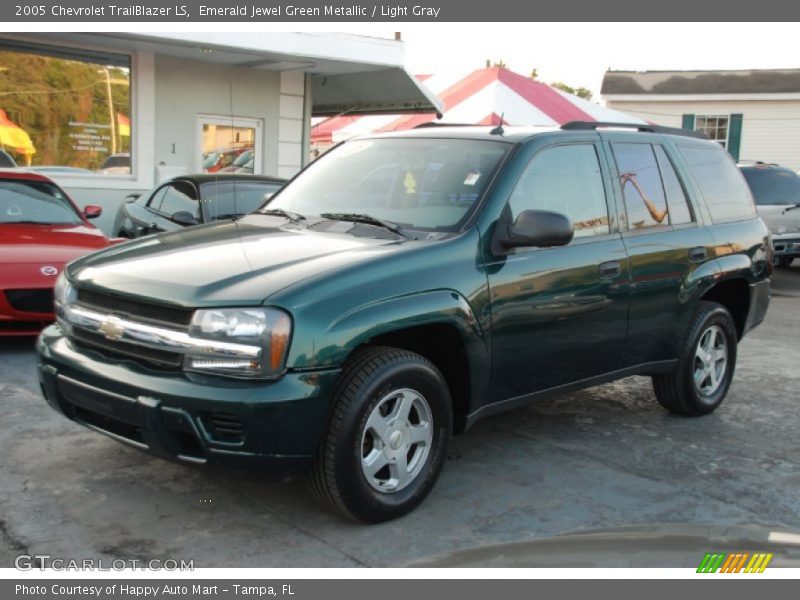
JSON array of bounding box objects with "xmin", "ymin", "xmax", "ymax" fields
[{"xmin": 312, "ymin": 67, "xmax": 645, "ymax": 147}]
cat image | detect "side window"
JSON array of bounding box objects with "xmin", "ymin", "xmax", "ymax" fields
[
  {"xmin": 146, "ymin": 186, "xmax": 168, "ymax": 211},
  {"xmin": 653, "ymin": 145, "xmax": 694, "ymax": 225},
  {"xmin": 508, "ymin": 144, "xmax": 609, "ymax": 239},
  {"xmin": 612, "ymin": 142, "xmax": 669, "ymax": 230},
  {"xmin": 678, "ymin": 144, "xmax": 756, "ymax": 222},
  {"xmin": 159, "ymin": 182, "xmax": 200, "ymax": 218}
]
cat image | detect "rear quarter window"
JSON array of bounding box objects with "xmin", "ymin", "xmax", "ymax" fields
[{"xmin": 678, "ymin": 144, "xmax": 756, "ymax": 222}]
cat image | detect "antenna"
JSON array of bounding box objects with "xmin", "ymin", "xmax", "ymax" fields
[
  {"xmin": 489, "ymin": 112, "xmax": 505, "ymax": 135},
  {"xmin": 229, "ymin": 74, "xmax": 237, "ymax": 224}
]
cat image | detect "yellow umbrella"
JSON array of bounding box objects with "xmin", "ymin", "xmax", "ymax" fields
[{"xmin": 0, "ymin": 108, "xmax": 36, "ymax": 164}]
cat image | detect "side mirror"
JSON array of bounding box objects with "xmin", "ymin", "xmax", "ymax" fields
[
  {"xmin": 124, "ymin": 193, "xmax": 141, "ymax": 203},
  {"xmin": 171, "ymin": 211, "xmax": 199, "ymax": 226},
  {"xmin": 83, "ymin": 205, "xmax": 102, "ymax": 219},
  {"xmin": 500, "ymin": 209, "xmax": 574, "ymax": 248}
]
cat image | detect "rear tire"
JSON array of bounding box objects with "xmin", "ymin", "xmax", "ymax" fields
[
  {"xmin": 309, "ymin": 346, "xmax": 452, "ymax": 523},
  {"xmin": 776, "ymin": 256, "xmax": 794, "ymax": 268},
  {"xmin": 652, "ymin": 301, "xmax": 738, "ymax": 416}
]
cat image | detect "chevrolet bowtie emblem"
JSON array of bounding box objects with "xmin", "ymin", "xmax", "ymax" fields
[{"xmin": 98, "ymin": 316, "xmax": 125, "ymax": 341}]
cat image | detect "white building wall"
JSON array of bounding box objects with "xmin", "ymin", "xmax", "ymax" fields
[
  {"xmin": 277, "ymin": 71, "xmax": 306, "ymax": 178},
  {"xmin": 605, "ymin": 98, "xmax": 800, "ymax": 171}
]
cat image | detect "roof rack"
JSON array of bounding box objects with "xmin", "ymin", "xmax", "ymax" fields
[
  {"xmin": 414, "ymin": 122, "xmax": 482, "ymax": 129},
  {"xmin": 561, "ymin": 121, "xmax": 708, "ymax": 140}
]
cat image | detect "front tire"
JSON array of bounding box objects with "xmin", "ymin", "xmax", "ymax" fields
[
  {"xmin": 653, "ymin": 301, "xmax": 738, "ymax": 416},
  {"xmin": 310, "ymin": 347, "xmax": 452, "ymax": 523}
]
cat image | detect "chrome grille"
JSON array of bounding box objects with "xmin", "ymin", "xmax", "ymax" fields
[{"xmin": 76, "ymin": 289, "xmax": 193, "ymax": 329}]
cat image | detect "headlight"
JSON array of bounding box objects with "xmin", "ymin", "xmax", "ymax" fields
[
  {"xmin": 184, "ymin": 307, "xmax": 292, "ymax": 379},
  {"xmin": 53, "ymin": 271, "xmax": 76, "ymax": 325}
]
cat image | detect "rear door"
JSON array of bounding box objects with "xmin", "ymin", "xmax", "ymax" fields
[
  {"xmin": 484, "ymin": 137, "xmax": 630, "ymax": 402},
  {"xmin": 602, "ymin": 133, "xmax": 716, "ymax": 367}
]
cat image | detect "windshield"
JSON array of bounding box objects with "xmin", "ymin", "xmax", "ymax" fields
[
  {"xmin": 0, "ymin": 179, "xmax": 82, "ymax": 225},
  {"xmin": 265, "ymin": 137, "xmax": 510, "ymax": 231},
  {"xmin": 741, "ymin": 167, "xmax": 800, "ymax": 205},
  {"xmin": 200, "ymin": 180, "xmax": 283, "ymax": 220}
]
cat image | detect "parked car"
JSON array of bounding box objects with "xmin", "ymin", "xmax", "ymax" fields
[
  {"xmin": 0, "ymin": 169, "xmax": 111, "ymax": 335},
  {"xmin": 38, "ymin": 123, "xmax": 770, "ymax": 522},
  {"xmin": 218, "ymin": 149, "xmax": 255, "ymax": 174},
  {"xmin": 0, "ymin": 149, "xmax": 17, "ymax": 168},
  {"xmin": 113, "ymin": 173, "xmax": 287, "ymax": 238},
  {"xmin": 739, "ymin": 162, "xmax": 800, "ymax": 267},
  {"xmin": 99, "ymin": 153, "xmax": 130, "ymax": 175}
]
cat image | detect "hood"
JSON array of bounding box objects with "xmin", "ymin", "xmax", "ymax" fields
[
  {"xmin": 410, "ymin": 524, "xmax": 800, "ymax": 568},
  {"xmin": 0, "ymin": 223, "xmax": 108, "ymax": 265},
  {"xmin": 68, "ymin": 215, "xmax": 412, "ymax": 307},
  {"xmin": 757, "ymin": 205, "xmax": 800, "ymax": 235}
]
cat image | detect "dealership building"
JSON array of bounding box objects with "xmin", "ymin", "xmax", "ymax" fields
[{"xmin": 0, "ymin": 32, "xmax": 439, "ymax": 234}]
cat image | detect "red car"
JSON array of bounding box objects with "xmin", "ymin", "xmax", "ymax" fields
[{"xmin": 0, "ymin": 169, "xmax": 111, "ymax": 335}]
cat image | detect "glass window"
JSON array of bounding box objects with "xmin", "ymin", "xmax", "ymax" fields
[
  {"xmin": 612, "ymin": 143, "xmax": 670, "ymax": 230},
  {"xmin": 679, "ymin": 144, "xmax": 756, "ymax": 222},
  {"xmin": 507, "ymin": 144, "xmax": 609, "ymax": 238},
  {"xmin": 147, "ymin": 186, "xmax": 169, "ymax": 211},
  {"xmin": 159, "ymin": 182, "xmax": 199, "ymax": 218},
  {"xmin": 0, "ymin": 179, "xmax": 82, "ymax": 224},
  {"xmin": 266, "ymin": 138, "xmax": 510, "ymax": 231},
  {"xmin": 694, "ymin": 115, "xmax": 729, "ymax": 148},
  {"xmin": 741, "ymin": 166, "xmax": 800, "ymax": 206},
  {"xmin": 198, "ymin": 116, "xmax": 262, "ymax": 175},
  {"xmin": 654, "ymin": 145, "xmax": 693, "ymax": 224},
  {"xmin": 200, "ymin": 180, "xmax": 283, "ymax": 220},
  {"xmin": 0, "ymin": 41, "xmax": 131, "ymax": 173}
]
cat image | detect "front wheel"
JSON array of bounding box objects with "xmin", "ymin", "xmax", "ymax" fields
[
  {"xmin": 653, "ymin": 301, "xmax": 738, "ymax": 416},
  {"xmin": 309, "ymin": 347, "xmax": 452, "ymax": 523}
]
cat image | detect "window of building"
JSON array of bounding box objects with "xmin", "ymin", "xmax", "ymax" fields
[
  {"xmin": 694, "ymin": 115, "xmax": 729, "ymax": 148},
  {"xmin": 679, "ymin": 144, "xmax": 756, "ymax": 222},
  {"xmin": 197, "ymin": 115, "xmax": 262, "ymax": 175},
  {"xmin": 508, "ymin": 144, "xmax": 610, "ymax": 238},
  {"xmin": 0, "ymin": 40, "xmax": 132, "ymax": 174}
]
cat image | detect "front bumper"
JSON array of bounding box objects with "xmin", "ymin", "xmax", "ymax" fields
[
  {"xmin": 772, "ymin": 233, "xmax": 800, "ymax": 257},
  {"xmin": 37, "ymin": 325, "xmax": 339, "ymax": 476}
]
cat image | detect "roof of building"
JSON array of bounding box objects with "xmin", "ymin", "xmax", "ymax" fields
[{"xmin": 602, "ymin": 69, "xmax": 800, "ymax": 95}]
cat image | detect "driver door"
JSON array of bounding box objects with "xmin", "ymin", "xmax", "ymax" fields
[{"xmin": 484, "ymin": 141, "xmax": 630, "ymax": 403}]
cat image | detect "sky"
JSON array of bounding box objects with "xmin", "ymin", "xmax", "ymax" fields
[{"xmin": 363, "ymin": 23, "xmax": 799, "ymax": 102}]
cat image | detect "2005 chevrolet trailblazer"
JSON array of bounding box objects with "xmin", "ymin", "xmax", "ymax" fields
[{"xmin": 37, "ymin": 122, "xmax": 771, "ymax": 522}]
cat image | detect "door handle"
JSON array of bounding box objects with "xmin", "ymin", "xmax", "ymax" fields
[
  {"xmin": 689, "ymin": 246, "xmax": 707, "ymax": 262},
  {"xmin": 598, "ymin": 260, "xmax": 622, "ymax": 278}
]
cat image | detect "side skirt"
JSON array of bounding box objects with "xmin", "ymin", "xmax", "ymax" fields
[{"xmin": 464, "ymin": 359, "xmax": 678, "ymax": 430}]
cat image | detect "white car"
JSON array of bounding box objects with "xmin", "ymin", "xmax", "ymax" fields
[{"xmin": 740, "ymin": 162, "xmax": 800, "ymax": 267}]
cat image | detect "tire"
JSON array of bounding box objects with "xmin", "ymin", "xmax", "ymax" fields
[
  {"xmin": 652, "ymin": 301, "xmax": 738, "ymax": 416},
  {"xmin": 776, "ymin": 256, "xmax": 794, "ymax": 268},
  {"xmin": 309, "ymin": 346, "xmax": 452, "ymax": 523}
]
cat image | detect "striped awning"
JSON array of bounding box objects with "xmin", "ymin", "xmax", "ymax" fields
[{"xmin": 312, "ymin": 67, "xmax": 645, "ymax": 145}]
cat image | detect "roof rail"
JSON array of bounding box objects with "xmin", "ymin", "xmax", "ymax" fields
[
  {"xmin": 414, "ymin": 122, "xmax": 482, "ymax": 129},
  {"xmin": 561, "ymin": 121, "xmax": 708, "ymax": 140}
]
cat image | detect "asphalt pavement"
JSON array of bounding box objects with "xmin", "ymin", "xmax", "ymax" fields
[{"xmin": 1, "ymin": 265, "xmax": 798, "ymax": 567}]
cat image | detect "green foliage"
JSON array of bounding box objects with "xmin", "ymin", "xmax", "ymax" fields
[
  {"xmin": 550, "ymin": 81, "xmax": 593, "ymax": 100},
  {"xmin": 0, "ymin": 50, "xmax": 130, "ymax": 168}
]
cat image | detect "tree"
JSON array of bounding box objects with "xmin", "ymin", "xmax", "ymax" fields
[{"xmin": 550, "ymin": 81, "xmax": 593, "ymax": 100}]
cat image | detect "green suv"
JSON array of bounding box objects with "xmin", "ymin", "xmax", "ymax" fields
[{"xmin": 37, "ymin": 122, "xmax": 771, "ymax": 523}]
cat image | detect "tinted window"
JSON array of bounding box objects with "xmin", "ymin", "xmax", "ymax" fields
[
  {"xmin": 266, "ymin": 138, "xmax": 509, "ymax": 231},
  {"xmin": 159, "ymin": 182, "xmax": 199, "ymax": 218},
  {"xmin": 508, "ymin": 144, "xmax": 609, "ymax": 238},
  {"xmin": 654, "ymin": 145, "xmax": 693, "ymax": 224},
  {"xmin": 147, "ymin": 186, "xmax": 168, "ymax": 210},
  {"xmin": 679, "ymin": 144, "xmax": 756, "ymax": 222},
  {"xmin": 200, "ymin": 180, "xmax": 283, "ymax": 220},
  {"xmin": 741, "ymin": 166, "xmax": 800, "ymax": 206},
  {"xmin": 0, "ymin": 179, "xmax": 82, "ymax": 225},
  {"xmin": 612, "ymin": 143, "xmax": 669, "ymax": 230}
]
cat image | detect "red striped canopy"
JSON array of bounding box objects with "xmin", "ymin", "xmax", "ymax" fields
[{"xmin": 312, "ymin": 67, "xmax": 644, "ymax": 145}]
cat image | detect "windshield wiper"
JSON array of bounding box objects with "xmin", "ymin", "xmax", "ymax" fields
[
  {"xmin": 259, "ymin": 208, "xmax": 307, "ymax": 223},
  {"xmin": 320, "ymin": 212, "xmax": 412, "ymax": 239}
]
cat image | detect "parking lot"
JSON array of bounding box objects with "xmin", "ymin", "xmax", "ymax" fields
[{"xmin": 1, "ymin": 265, "xmax": 798, "ymax": 568}]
